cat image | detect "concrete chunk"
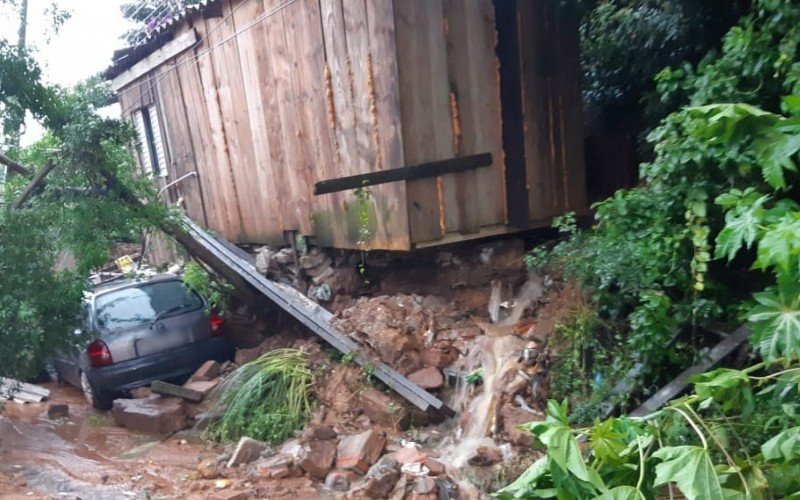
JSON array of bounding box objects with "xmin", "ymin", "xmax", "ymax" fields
[{"xmin": 111, "ymin": 397, "xmax": 187, "ymax": 434}]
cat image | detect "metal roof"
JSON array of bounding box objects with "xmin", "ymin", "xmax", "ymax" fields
[{"xmin": 104, "ymin": 0, "xmax": 221, "ymax": 80}]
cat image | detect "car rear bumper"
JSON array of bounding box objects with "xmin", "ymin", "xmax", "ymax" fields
[{"xmin": 87, "ymin": 337, "xmax": 234, "ymax": 393}]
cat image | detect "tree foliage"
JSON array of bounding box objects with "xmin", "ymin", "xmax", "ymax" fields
[{"xmin": 0, "ymin": 32, "xmax": 168, "ymax": 378}]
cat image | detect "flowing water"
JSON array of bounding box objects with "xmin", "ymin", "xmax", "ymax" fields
[{"xmin": 438, "ymin": 274, "xmax": 546, "ymax": 490}]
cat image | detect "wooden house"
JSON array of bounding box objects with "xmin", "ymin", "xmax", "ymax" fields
[{"xmin": 106, "ymin": 0, "xmax": 586, "ymax": 251}]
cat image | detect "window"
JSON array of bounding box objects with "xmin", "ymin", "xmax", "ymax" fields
[
  {"xmin": 94, "ymin": 280, "xmax": 203, "ymax": 332},
  {"xmin": 132, "ymin": 105, "xmax": 168, "ymax": 177}
]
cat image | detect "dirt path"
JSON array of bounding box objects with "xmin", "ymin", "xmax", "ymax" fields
[{"xmin": 0, "ymin": 383, "xmax": 246, "ymax": 499}]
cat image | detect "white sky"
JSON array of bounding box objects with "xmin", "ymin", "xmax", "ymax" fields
[{"xmin": 0, "ymin": 0, "xmax": 137, "ymax": 144}]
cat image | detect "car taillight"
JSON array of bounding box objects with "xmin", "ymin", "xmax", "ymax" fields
[
  {"xmin": 88, "ymin": 340, "xmax": 113, "ymax": 367},
  {"xmin": 210, "ymin": 312, "xmax": 224, "ymax": 336}
]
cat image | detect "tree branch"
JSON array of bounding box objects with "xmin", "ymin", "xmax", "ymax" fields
[
  {"xmin": 0, "ymin": 153, "xmax": 33, "ymax": 178},
  {"xmin": 12, "ymin": 162, "xmax": 56, "ymax": 209}
]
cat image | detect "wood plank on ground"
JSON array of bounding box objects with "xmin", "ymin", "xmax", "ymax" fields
[{"xmin": 630, "ymin": 326, "xmax": 751, "ymax": 417}]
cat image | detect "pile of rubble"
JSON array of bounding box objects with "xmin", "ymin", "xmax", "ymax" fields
[{"xmin": 111, "ymin": 359, "xmax": 232, "ymax": 434}]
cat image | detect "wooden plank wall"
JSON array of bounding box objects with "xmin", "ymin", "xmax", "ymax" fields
[
  {"xmin": 115, "ymin": 0, "xmax": 585, "ymax": 250},
  {"xmin": 394, "ymin": 0, "xmax": 506, "ymax": 244},
  {"xmin": 120, "ymin": 0, "xmax": 413, "ymax": 249},
  {"xmin": 518, "ymin": 1, "xmax": 587, "ymax": 221}
]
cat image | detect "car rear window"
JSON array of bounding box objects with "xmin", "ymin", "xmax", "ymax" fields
[{"xmin": 94, "ymin": 280, "xmax": 203, "ymax": 332}]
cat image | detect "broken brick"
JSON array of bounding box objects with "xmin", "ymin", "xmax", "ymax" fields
[
  {"xmin": 324, "ymin": 469, "xmax": 359, "ymax": 492},
  {"xmin": 336, "ymin": 430, "xmax": 386, "ymax": 474},
  {"xmin": 393, "ymin": 446, "xmax": 427, "ymax": 465},
  {"xmin": 297, "ymin": 439, "xmax": 337, "ymax": 479}
]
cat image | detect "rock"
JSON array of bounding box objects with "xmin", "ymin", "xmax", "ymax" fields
[
  {"xmin": 359, "ymin": 455, "xmax": 400, "ymax": 499},
  {"xmin": 281, "ymin": 439, "xmax": 303, "ymax": 458},
  {"xmin": 311, "ymin": 266, "xmax": 335, "ymax": 285},
  {"xmin": 130, "ymin": 387, "xmax": 152, "ymax": 399},
  {"xmin": 414, "ymin": 476, "xmax": 437, "ymax": 495},
  {"xmin": 419, "ymin": 347, "xmax": 457, "ymax": 369},
  {"xmin": 324, "ymin": 469, "xmax": 359, "ymax": 492},
  {"xmin": 396, "ymin": 351, "xmax": 424, "ymax": 376},
  {"xmin": 359, "ymin": 388, "xmax": 409, "ymax": 430},
  {"xmin": 197, "ymin": 458, "xmax": 221, "ymax": 479},
  {"xmin": 208, "ymin": 491, "xmax": 247, "ymax": 500},
  {"xmin": 336, "ymin": 430, "xmax": 386, "ymax": 474},
  {"xmin": 500, "ymin": 405, "xmax": 537, "ymax": 447},
  {"xmin": 227, "ymin": 437, "xmax": 268, "ymax": 468},
  {"xmin": 299, "ymin": 252, "xmax": 328, "ymax": 269},
  {"xmin": 254, "ymin": 454, "xmax": 295, "ymax": 479},
  {"xmin": 111, "ymin": 397, "xmax": 187, "ymax": 434},
  {"xmin": 467, "ymin": 446, "xmax": 503, "ymax": 466},
  {"xmin": 407, "ymin": 367, "xmax": 444, "ymax": 390},
  {"xmin": 393, "ymin": 445, "xmax": 427, "ymax": 465},
  {"xmin": 183, "ymin": 379, "xmax": 219, "ymax": 400},
  {"xmin": 150, "ymin": 380, "xmax": 207, "ymax": 403},
  {"xmin": 300, "ymin": 425, "xmax": 337, "ymax": 442},
  {"xmin": 47, "ymin": 403, "xmax": 69, "ymax": 419},
  {"xmin": 424, "ymin": 457, "xmax": 445, "ymax": 476},
  {"xmin": 190, "ymin": 360, "xmax": 222, "ymax": 382},
  {"xmin": 234, "ymin": 347, "xmax": 261, "ymax": 366},
  {"xmin": 297, "ymin": 439, "xmax": 337, "ymax": 479}
]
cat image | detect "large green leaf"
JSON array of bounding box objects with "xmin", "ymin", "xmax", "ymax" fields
[
  {"xmin": 761, "ymin": 427, "xmax": 800, "ymax": 463},
  {"xmin": 754, "ymin": 213, "xmax": 800, "ymax": 272},
  {"xmin": 714, "ymin": 190, "xmax": 768, "ymax": 261},
  {"xmin": 537, "ymin": 424, "xmax": 607, "ymax": 492},
  {"xmin": 589, "ymin": 418, "xmax": 628, "ymax": 464},
  {"xmin": 747, "ymin": 278, "xmax": 800, "ymax": 362},
  {"xmin": 592, "ymin": 485, "xmax": 645, "ymax": 500},
  {"xmin": 493, "ymin": 456, "xmax": 554, "ymax": 499},
  {"xmin": 653, "ymin": 446, "xmax": 724, "ymax": 500},
  {"xmin": 691, "ymin": 368, "xmax": 754, "ymax": 414}
]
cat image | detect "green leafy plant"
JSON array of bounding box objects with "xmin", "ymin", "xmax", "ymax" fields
[
  {"xmin": 496, "ymin": 360, "xmax": 800, "ymax": 499},
  {"xmin": 208, "ymin": 349, "xmax": 313, "ymax": 444},
  {"xmin": 182, "ymin": 261, "xmax": 232, "ymax": 314}
]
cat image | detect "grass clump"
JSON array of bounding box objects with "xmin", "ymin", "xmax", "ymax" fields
[{"xmin": 209, "ymin": 348, "xmax": 313, "ymax": 444}]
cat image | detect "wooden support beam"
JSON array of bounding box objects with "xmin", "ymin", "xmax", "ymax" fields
[
  {"xmin": 112, "ymin": 29, "xmax": 199, "ymax": 92},
  {"xmin": 630, "ymin": 326, "xmax": 751, "ymax": 417},
  {"xmin": 313, "ymin": 153, "xmax": 492, "ymax": 195},
  {"xmin": 12, "ymin": 162, "xmax": 56, "ymax": 209}
]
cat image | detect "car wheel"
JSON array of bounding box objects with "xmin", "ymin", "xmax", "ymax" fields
[{"xmin": 80, "ymin": 371, "xmax": 114, "ymax": 411}]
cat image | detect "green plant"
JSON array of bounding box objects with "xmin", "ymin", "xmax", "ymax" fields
[
  {"xmin": 496, "ymin": 359, "xmax": 800, "ymax": 499},
  {"xmin": 354, "ymin": 181, "xmax": 374, "ymax": 248},
  {"xmin": 209, "ymin": 349, "xmax": 313, "ymax": 444},
  {"xmin": 182, "ymin": 261, "xmax": 232, "ymax": 314}
]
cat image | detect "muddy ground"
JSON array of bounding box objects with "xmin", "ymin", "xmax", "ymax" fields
[{"xmin": 0, "ymin": 383, "xmax": 321, "ymax": 499}]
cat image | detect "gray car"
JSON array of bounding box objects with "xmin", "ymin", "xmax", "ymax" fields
[{"xmin": 53, "ymin": 274, "xmax": 234, "ymax": 409}]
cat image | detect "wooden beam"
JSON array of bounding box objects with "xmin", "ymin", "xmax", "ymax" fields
[
  {"xmin": 112, "ymin": 29, "xmax": 199, "ymax": 92},
  {"xmin": 629, "ymin": 326, "xmax": 751, "ymax": 417},
  {"xmin": 313, "ymin": 153, "xmax": 492, "ymax": 195}
]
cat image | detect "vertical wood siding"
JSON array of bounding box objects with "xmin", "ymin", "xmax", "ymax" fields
[{"xmin": 116, "ymin": 0, "xmax": 586, "ymax": 250}]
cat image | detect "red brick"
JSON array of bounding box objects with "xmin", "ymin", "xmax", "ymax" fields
[
  {"xmin": 393, "ymin": 446, "xmax": 428, "ymax": 465},
  {"xmin": 208, "ymin": 490, "xmax": 247, "ymax": 500},
  {"xmin": 424, "ymin": 457, "xmax": 446, "ymax": 476},
  {"xmin": 336, "ymin": 430, "xmax": 386, "ymax": 474}
]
